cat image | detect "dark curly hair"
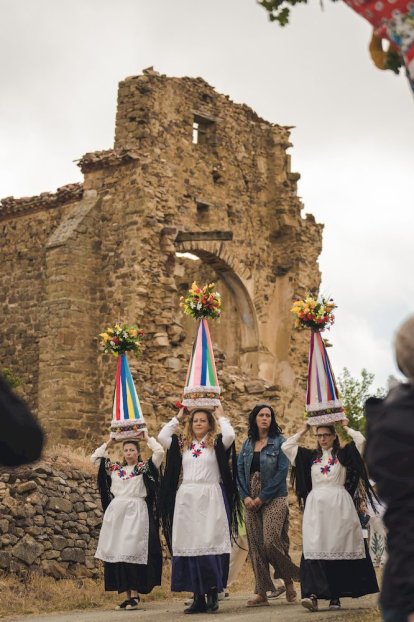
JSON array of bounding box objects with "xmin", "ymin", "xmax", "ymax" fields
[
  {"xmin": 247, "ymin": 404, "xmax": 282, "ymax": 441},
  {"xmin": 315, "ymin": 424, "xmax": 340, "ymax": 457}
]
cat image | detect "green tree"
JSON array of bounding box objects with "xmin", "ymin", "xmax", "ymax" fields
[
  {"xmin": 336, "ymin": 367, "xmax": 385, "ymax": 433},
  {"xmin": 258, "ymin": 0, "xmax": 314, "ymax": 27}
]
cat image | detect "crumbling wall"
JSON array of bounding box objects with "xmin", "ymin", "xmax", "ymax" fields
[{"xmin": 0, "ymin": 70, "xmax": 322, "ymax": 446}]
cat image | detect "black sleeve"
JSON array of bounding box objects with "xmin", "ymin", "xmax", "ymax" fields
[
  {"xmin": 291, "ymin": 447, "xmax": 315, "ymax": 510},
  {"xmin": 339, "ymin": 442, "xmax": 379, "ymax": 512},
  {"xmin": 97, "ymin": 458, "xmax": 113, "ymax": 512},
  {"xmin": 159, "ymin": 435, "xmax": 182, "ymax": 554},
  {"xmin": 0, "ymin": 374, "xmax": 44, "ymax": 466}
]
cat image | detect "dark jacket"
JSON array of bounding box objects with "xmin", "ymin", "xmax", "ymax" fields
[
  {"xmin": 0, "ymin": 374, "xmax": 44, "ymax": 466},
  {"xmin": 365, "ymin": 383, "xmax": 414, "ymax": 615},
  {"xmin": 237, "ymin": 435, "xmax": 288, "ymax": 503}
]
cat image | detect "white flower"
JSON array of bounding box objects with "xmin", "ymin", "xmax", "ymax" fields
[
  {"xmin": 123, "ymin": 332, "xmax": 128, "ymax": 338},
  {"xmin": 197, "ymin": 302, "xmax": 202, "ymax": 310},
  {"xmin": 190, "ymin": 302, "xmax": 195, "ymax": 308}
]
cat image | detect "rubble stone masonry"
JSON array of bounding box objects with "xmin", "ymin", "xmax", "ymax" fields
[{"xmin": 1, "ymin": 69, "xmax": 323, "ymax": 449}]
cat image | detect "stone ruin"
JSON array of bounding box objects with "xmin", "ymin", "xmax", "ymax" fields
[
  {"xmin": 0, "ymin": 68, "xmax": 323, "ymax": 578},
  {"xmin": 0, "ymin": 67, "xmax": 322, "ymax": 447}
]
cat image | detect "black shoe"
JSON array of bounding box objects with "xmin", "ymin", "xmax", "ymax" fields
[
  {"xmin": 206, "ymin": 588, "xmax": 219, "ymax": 613},
  {"xmin": 125, "ymin": 597, "xmax": 140, "ymax": 610},
  {"xmin": 184, "ymin": 594, "xmax": 207, "ymax": 614},
  {"xmin": 329, "ymin": 599, "xmax": 341, "ymax": 610},
  {"xmin": 115, "ymin": 599, "xmax": 130, "ymax": 610}
]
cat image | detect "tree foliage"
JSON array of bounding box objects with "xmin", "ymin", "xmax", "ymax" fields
[
  {"xmin": 258, "ymin": 0, "xmax": 317, "ymax": 27},
  {"xmin": 337, "ymin": 367, "xmax": 385, "ymax": 433}
]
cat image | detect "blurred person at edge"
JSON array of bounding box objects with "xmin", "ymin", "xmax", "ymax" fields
[
  {"xmin": 365, "ymin": 315, "xmax": 414, "ymax": 622},
  {"xmin": 0, "ymin": 374, "xmax": 43, "ymax": 466}
]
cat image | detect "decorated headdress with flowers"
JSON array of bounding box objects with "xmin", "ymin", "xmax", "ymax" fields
[
  {"xmin": 291, "ymin": 295, "xmax": 345, "ymax": 426},
  {"xmin": 180, "ymin": 282, "xmax": 222, "ymax": 408},
  {"xmin": 99, "ymin": 323, "xmax": 147, "ymax": 441}
]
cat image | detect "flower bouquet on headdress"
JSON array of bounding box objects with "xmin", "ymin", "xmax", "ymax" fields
[
  {"xmin": 99, "ymin": 323, "xmax": 147, "ymax": 441},
  {"xmin": 291, "ymin": 295, "xmax": 345, "ymax": 427},
  {"xmin": 180, "ymin": 282, "xmax": 222, "ymax": 409}
]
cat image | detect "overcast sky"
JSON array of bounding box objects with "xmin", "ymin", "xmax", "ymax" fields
[{"xmin": 1, "ymin": 0, "xmax": 413, "ymax": 390}]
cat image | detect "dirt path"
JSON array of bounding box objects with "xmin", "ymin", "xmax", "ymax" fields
[{"xmin": 2, "ymin": 593, "xmax": 379, "ymax": 622}]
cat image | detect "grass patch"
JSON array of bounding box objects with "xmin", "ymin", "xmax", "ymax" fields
[{"xmin": 0, "ymin": 558, "xmax": 257, "ymax": 618}]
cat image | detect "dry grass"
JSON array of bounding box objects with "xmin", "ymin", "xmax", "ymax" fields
[
  {"xmin": 0, "ymin": 573, "xmax": 174, "ymax": 618},
  {"xmin": 0, "ymin": 559, "xmax": 257, "ymax": 618},
  {"xmin": 43, "ymin": 444, "xmax": 96, "ymax": 475},
  {"xmin": 0, "ymin": 561, "xmax": 382, "ymax": 620}
]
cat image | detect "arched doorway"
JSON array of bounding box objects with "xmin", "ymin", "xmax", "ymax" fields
[{"xmin": 174, "ymin": 241, "xmax": 259, "ymax": 376}]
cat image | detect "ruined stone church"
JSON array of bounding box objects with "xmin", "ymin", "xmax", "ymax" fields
[{"xmin": 0, "ymin": 69, "xmax": 322, "ymax": 446}]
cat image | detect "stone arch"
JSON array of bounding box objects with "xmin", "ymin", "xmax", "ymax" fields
[{"xmin": 174, "ymin": 239, "xmax": 259, "ymax": 375}]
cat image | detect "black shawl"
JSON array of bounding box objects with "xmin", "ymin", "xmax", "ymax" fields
[
  {"xmin": 97, "ymin": 457, "xmax": 161, "ymax": 526},
  {"xmin": 291, "ymin": 441, "xmax": 378, "ymax": 512},
  {"xmin": 159, "ymin": 433, "xmax": 243, "ymax": 555}
]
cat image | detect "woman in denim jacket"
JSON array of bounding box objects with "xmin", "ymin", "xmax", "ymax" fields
[{"xmin": 237, "ymin": 404, "xmax": 299, "ymax": 607}]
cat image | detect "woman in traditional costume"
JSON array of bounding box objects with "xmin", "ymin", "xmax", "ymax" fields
[
  {"xmin": 91, "ymin": 432, "xmax": 163, "ymax": 610},
  {"xmin": 158, "ymin": 404, "xmax": 239, "ymax": 614},
  {"xmin": 237, "ymin": 404, "xmax": 300, "ymax": 607},
  {"xmin": 282, "ymin": 418, "xmax": 379, "ymax": 612}
]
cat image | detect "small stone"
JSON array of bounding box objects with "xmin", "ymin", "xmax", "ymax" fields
[
  {"xmin": 245, "ymin": 381, "xmax": 266, "ymax": 394},
  {"xmin": 164, "ymin": 357, "xmax": 181, "ymax": 371},
  {"xmin": 47, "ymin": 497, "xmax": 73, "ymax": 513},
  {"xmin": 12, "ymin": 535, "xmax": 44, "ymax": 565},
  {"xmin": 0, "ymin": 551, "xmax": 11, "ymax": 569},
  {"xmin": 50, "ymin": 535, "xmax": 68, "ymax": 550},
  {"xmin": 41, "ymin": 560, "xmax": 68, "ymax": 579},
  {"xmin": 61, "ymin": 547, "xmax": 85, "ymax": 563},
  {"xmin": 153, "ymin": 332, "xmax": 169, "ymax": 347},
  {"xmin": 15, "ymin": 481, "xmax": 38, "ymax": 494}
]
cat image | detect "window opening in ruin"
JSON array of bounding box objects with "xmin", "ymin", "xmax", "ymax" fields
[
  {"xmin": 192, "ymin": 121, "xmax": 200, "ymax": 144},
  {"xmin": 175, "ymin": 252, "xmax": 200, "ymax": 261},
  {"xmin": 196, "ymin": 201, "xmax": 209, "ymax": 214},
  {"xmin": 192, "ymin": 114, "xmax": 216, "ymax": 145}
]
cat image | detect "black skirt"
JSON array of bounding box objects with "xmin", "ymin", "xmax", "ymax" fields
[
  {"xmin": 300, "ymin": 541, "xmax": 379, "ymax": 600},
  {"xmin": 104, "ymin": 510, "xmax": 162, "ymax": 594}
]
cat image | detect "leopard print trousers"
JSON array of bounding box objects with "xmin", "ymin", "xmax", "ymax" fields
[{"xmin": 245, "ymin": 472, "xmax": 300, "ymax": 594}]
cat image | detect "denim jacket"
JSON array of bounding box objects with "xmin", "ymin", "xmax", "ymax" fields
[{"xmin": 237, "ymin": 435, "xmax": 288, "ymax": 504}]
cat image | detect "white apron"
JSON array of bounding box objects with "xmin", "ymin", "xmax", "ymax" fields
[
  {"xmin": 172, "ymin": 442, "xmax": 231, "ymax": 557},
  {"xmin": 95, "ymin": 466, "xmax": 149, "ymax": 564},
  {"xmin": 303, "ymin": 450, "xmax": 365, "ymax": 560}
]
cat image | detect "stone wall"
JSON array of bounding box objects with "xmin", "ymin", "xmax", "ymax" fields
[
  {"xmin": 0, "ymin": 451, "xmax": 303, "ymax": 579},
  {"xmin": 0, "ymin": 458, "xmax": 102, "ymax": 579},
  {"xmin": 0, "ymin": 69, "xmax": 323, "ymax": 447}
]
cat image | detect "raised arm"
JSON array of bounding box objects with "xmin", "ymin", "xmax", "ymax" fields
[
  {"xmin": 281, "ymin": 424, "xmax": 309, "ymax": 465},
  {"xmin": 157, "ymin": 415, "xmax": 181, "ymax": 449},
  {"xmin": 90, "ymin": 440, "xmax": 111, "ymax": 465},
  {"xmin": 216, "ymin": 404, "xmax": 235, "ymax": 449},
  {"xmin": 343, "ymin": 420, "xmax": 365, "ymax": 455},
  {"xmin": 146, "ymin": 434, "xmax": 164, "ymax": 469}
]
